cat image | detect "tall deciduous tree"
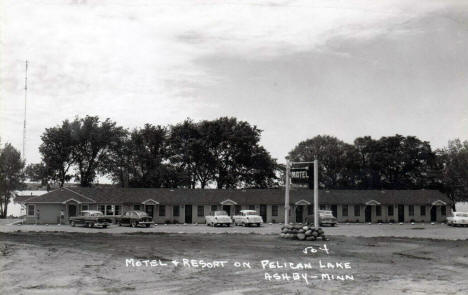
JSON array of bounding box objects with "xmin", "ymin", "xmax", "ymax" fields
[
  {"xmin": 0, "ymin": 143, "xmax": 25, "ymax": 218},
  {"xmin": 25, "ymin": 163, "xmax": 50, "ymax": 186},
  {"xmin": 70, "ymin": 116, "xmax": 127, "ymax": 186},
  {"xmin": 436, "ymin": 139, "xmax": 468, "ymax": 209},
  {"xmin": 288, "ymin": 135, "xmax": 360, "ymax": 189},
  {"xmin": 39, "ymin": 120, "xmax": 75, "ymax": 187}
]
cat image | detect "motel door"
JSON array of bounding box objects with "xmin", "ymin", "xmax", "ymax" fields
[
  {"xmin": 295, "ymin": 206, "xmax": 303, "ymax": 223},
  {"xmin": 222, "ymin": 205, "xmax": 231, "ymax": 216},
  {"xmin": 68, "ymin": 204, "xmax": 77, "ymax": 217},
  {"xmin": 365, "ymin": 206, "xmax": 371, "ymax": 222},
  {"xmin": 398, "ymin": 205, "xmax": 405, "ymax": 222},
  {"xmin": 185, "ymin": 205, "xmax": 192, "ymax": 223},
  {"xmin": 430, "ymin": 206, "xmax": 437, "ymax": 222},
  {"xmin": 145, "ymin": 205, "xmax": 154, "ymax": 218},
  {"xmin": 260, "ymin": 205, "xmax": 267, "ymax": 222}
]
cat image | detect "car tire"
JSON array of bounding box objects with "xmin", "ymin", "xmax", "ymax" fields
[
  {"xmin": 102, "ymin": 225, "xmax": 108, "ymax": 229},
  {"xmin": 146, "ymin": 224, "xmax": 151, "ymax": 228},
  {"xmin": 89, "ymin": 223, "xmax": 94, "ymax": 228},
  {"xmin": 131, "ymin": 221, "xmax": 137, "ymax": 228},
  {"xmin": 331, "ymin": 224, "xmax": 335, "ymax": 227},
  {"xmin": 227, "ymin": 224, "xmax": 230, "ymax": 227}
]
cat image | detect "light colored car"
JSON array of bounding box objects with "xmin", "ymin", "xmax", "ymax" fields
[
  {"xmin": 205, "ymin": 210, "xmax": 233, "ymax": 227},
  {"xmin": 233, "ymin": 210, "xmax": 263, "ymax": 227},
  {"xmin": 447, "ymin": 212, "xmax": 468, "ymax": 227}
]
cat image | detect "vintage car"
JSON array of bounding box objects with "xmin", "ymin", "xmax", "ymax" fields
[
  {"xmin": 69, "ymin": 210, "xmax": 112, "ymax": 228},
  {"xmin": 305, "ymin": 210, "xmax": 337, "ymax": 227},
  {"xmin": 232, "ymin": 210, "xmax": 263, "ymax": 227},
  {"xmin": 447, "ymin": 212, "xmax": 468, "ymax": 227},
  {"xmin": 205, "ymin": 210, "xmax": 233, "ymax": 227},
  {"xmin": 116, "ymin": 210, "xmax": 154, "ymax": 228}
]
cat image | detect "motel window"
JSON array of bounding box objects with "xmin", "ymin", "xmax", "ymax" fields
[
  {"xmin": 211, "ymin": 205, "xmax": 217, "ymax": 212},
  {"xmin": 441, "ymin": 206, "xmax": 446, "ymax": 216},
  {"xmin": 173, "ymin": 205, "xmax": 180, "ymax": 217},
  {"xmin": 319, "ymin": 205, "xmax": 326, "ymax": 210},
  {"xmin": 409, "ymin": 205, "xmax": 414, "ymax": 216},
  {"xmin": 197, "ymin": 206, "xmax": 204, "ymax": 217},
  {"xmin": 420, "ymin": 205, "xmax": 426, "ymax": 216},
  {"xmin": 134, "ymin": 204, "xmax": 141, "ymax": 211},
  {"xmin": 307, "ymin": 205, "xmax": 314, "ymax": 215},
  {"xmin": 235, "ymin": 205, "xmax": 241, "ymax": 215},
  {"xmin": 249, "ymin": 205, "xmax": 255, "ymax": 211},
  {"xmin": 376, "ymin": 205, "xmax": 381, "ymax": 217},
  {"xmin": 27, "ymin": 205, "xmax": 35, "ymax": 216},
  {"xmin": 106, "ymin": 205, "xmax": 114, "ymax": 215},
  {"xmin": 99, "ymin": 205, "xmax": 106, "ymax": 214},
  {"xmin": 114, "ymin": 205, "xmax": 120, "ymax": 215},
  {"xmin": 342, "ymin": 205, "xmax": 348, "ymax": 217},
  {"xmin": 81, "ymin": 204, "xmax": 89, "ymax": 211},
  {"xmin": 388, "ymin": 205, "xmax": 394, "ymax": 216},
  {"xmin": 272, "ymin": 205, "xmax": 278, "ymax": 217},
  {"xmin": 354, "ymin": 205, "xmax": 360, "ymax": 217},
  {"xmin": 159, "ymin": 205, "xmax": 166, "ymax": 216}
]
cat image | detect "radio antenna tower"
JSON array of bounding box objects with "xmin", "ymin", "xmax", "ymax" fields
[{"xmin": 22, "ymin": 60, "xmax": 28, "ymax": 161}]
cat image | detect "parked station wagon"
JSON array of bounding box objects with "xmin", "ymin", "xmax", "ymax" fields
[
  {"xmin": 447, "ymin": 212, "xmax": 468, "ymax": 227},
  {"xmin": 305, "ymin": 210, "xmax": 337, "ymax": 227},
  {"xmin": 69, "ymin": 210, "xmax": 112, "ymax": 228},
  {"xmin": 116, "ymin": 210, "xmax": 154, "ymax": 228},
  {"xmin": 232, "ymin": 210, "xmax": 263, "ymax": 227},
  {"xmin": 205, "ymin": 211, "xmax": 232, "ymax": 227}
]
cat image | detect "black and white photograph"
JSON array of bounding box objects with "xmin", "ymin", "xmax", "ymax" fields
[{"xmin": 1, "ymin": 0, "xmax": 468, "ymax": 294}]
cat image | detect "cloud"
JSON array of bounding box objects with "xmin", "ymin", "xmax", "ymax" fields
[{"xmin": 0, "ymin": 0, "xmax": 466, "ymax": 163}]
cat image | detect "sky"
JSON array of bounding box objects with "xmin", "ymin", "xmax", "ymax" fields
[{"xmin": 1, "ymin": 0, "xmax": 468, "ymax": 166}]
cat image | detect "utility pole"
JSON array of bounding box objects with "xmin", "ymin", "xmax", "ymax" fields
[
  {"xmin": 22, "ymin": 60, "xmax": 28, "ymax": 161},
  {"xmin": 284, "ymin": 160, "xmax": 291, "ymax": 224},
  {"xmin": 314, "ymin": 159, "xmax": 319, "ymax": 229}
]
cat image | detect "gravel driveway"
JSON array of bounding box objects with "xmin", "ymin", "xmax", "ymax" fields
[{"xmin": 2, "ymin": 221, "xmax": 468, "ymax": 240}]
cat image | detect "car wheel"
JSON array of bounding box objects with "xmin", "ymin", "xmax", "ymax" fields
[
  {"xmin": 131, "ymin": 221, "xmax": 137, "ymax": 228},
  {"xmin": 331, "ymin": 224, "xmax": 335, "ymax": 227},
  {"xmin": 227, "ymin": 224, "xmax": 230, "ymax": 227},
  {"xmin": 89, "ymin": 223, "xmax": 94, "ymax": 228},
  {"xmin": 71, "ymin": 221, "xmax": 75, "ymax": 227},
  {"xmin": 146, "ymin": 224, "xmax": 151, "ymax": 228},
  {"xmin": 102, "ymin": 225, "xmax": 108, "ymax": 229}
]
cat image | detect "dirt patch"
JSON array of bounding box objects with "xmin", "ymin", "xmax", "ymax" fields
[{"xmin": 1, "ymin": 232, "xmax": 468, "ymax": 294}]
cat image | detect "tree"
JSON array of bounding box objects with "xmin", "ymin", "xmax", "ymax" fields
[
  {"xmin": 39, "ymin": 120, "xmax": 75, "ymax": 187},
  {"xmin": 199, "ymin": 117, "xmax": 277, "ymax": 189},
  {"xmin": 0, "ymin": 143, "xmax": 25, "ymax": 218},
  {"xmin": 25, "ymin": 163, "xmax": 50, "ymax": 186},
  {"xmin": 436, "ymin": 139, "xmax": 468, "ymax": 209},
  {"xmin": 70, "ymin": 116, "xmax": 127, "ymax": 186},
  {"xmin": 168, "ymin": 119, "xmax": 215, "ymax": 188},
  {"xmin": 288, "ymin": 135, "xmax": 360, "ymax": 189},
  {"xmin": 354, "ymin": 135, "xmax": 436, "ymax": 189}
]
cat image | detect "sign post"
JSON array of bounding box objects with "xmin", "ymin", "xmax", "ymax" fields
[
  {"xmin": 284, "ymin": 160, "xmax": 319, "ymax": 227},
  {"xmin": 314, "ymin": 159, "xmax": 319, "ymax": 229},
  {"xmin": 284, "ymin": 160, "xmax": 290, "ymax": 224}
]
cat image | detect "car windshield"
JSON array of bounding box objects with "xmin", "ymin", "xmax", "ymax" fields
[
  {"xmin": 215, "ymin": 211, "xmax": 227, "ymax": 216},
  {"xmin": 245, "ymin": 211, "xmax": 257, "ymax": 216},
  {"xmin": 135, "ymin": 211, "xmax": 148, "ymax": 217}
]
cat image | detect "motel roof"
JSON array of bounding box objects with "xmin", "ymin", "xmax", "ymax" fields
[{"xmin": 23, "ymin": 187, "xmax": 451, "ymax": 206}]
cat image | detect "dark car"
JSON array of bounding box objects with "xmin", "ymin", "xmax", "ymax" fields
[
  {"xmin": 69, "ymin": 210, "xmax": 112, "ymax": 228},
  {"xmin": 117, "ymin": 210, "xmax": 154, "ymax": 228}
]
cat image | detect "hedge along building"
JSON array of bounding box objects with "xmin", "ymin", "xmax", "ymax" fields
[{"xmin": 22, "ymin": 187, "xmax": 451, "ymax": 224}]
